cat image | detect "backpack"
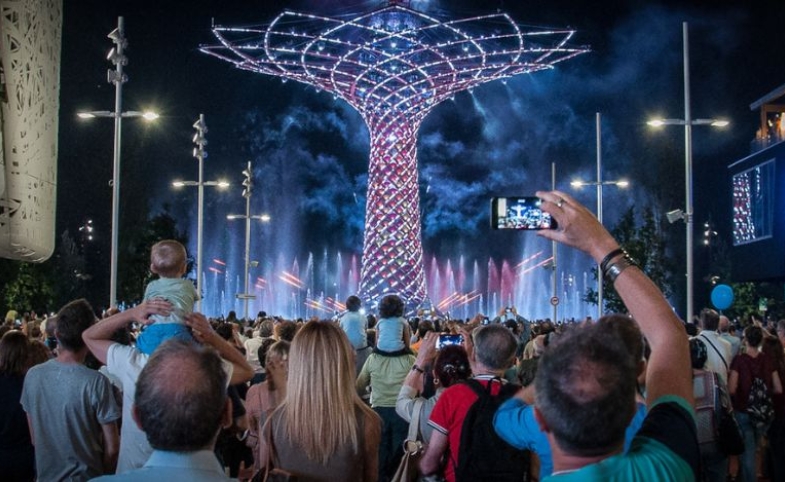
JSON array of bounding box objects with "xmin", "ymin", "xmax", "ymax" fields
[
  {"xmin": 455, "ymin": 378, "xmax": 529, "ymax": 482},
  {"xmin": 746, "ymin": 372, "xmax": 774, "ymax": 428}
]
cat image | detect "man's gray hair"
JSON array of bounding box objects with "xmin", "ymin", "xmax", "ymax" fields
[
  {"xmin": 135, "ymin": 340, "xmax": 228, "ymax": 451},
  {"xmin": 473, "ymin": 324, "xmax": 517, "ymax": 370}
]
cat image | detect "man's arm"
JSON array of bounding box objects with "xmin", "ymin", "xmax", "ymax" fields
[
  {"xmin": 356, "ymin": 356, "xmax": 371, "ymax": 395},
  {"xmin": 82, "ymin": 300, "xmax": 172, "ymax": 363},
  {"xmin": 26, "ymin": 414, "xmax": 35, "ymax": 446},
  {"xmin": 185, "ymin": 312, "xmax": 253, "ymax": 385},
  {"xmin": 537, "ymin": 190, "xmax": 693, "ymax": 407},
  {"xmin": 396, "ymin": 332, "xmax": 438, "ymax": 420},
  {"xmin": 101, "ymin": 421, "xmax": 119, "ymax": 474}
]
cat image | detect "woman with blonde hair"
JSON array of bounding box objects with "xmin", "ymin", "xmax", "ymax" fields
[{"xmin": 266, "ymin": 321, "xmax": 381, "ymax": 481}]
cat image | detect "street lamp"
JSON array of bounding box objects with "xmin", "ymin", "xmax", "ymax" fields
[
  {"xmin": 76, "ymin": 17, "xmax": 159, "ymax": 309},
  {"xmin": 227, "ymin": 161, "xmax": 270, "ymax": 319},
  {"xmin": 646, "ymin": 22, "xmax": 729, "ymax": 323},
  {"xmin": 570, "ymin": 113, "xmax": 629, "ymax": 319},
  {"xmin": 170, "ymin": 115, "xmax": 229, "ymax": 311}
]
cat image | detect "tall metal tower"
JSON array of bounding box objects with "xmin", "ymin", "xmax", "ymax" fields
[{"xmin": 201, "ymin": 3, "xmax": 587, "ymax": 308}]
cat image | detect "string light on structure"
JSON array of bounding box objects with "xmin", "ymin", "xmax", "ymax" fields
[{"xmin": 201, "ymin": 2, "xmax": 588, "ymax": 308}]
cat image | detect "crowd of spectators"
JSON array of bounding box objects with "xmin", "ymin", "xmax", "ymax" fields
[{"xmin": 1, "ymin": 191, "xmax": 785, "ymax": 481}]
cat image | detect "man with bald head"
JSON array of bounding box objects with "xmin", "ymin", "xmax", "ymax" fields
[
  {"xmin": 92, "ymin": 340, "xmax": 233, "ymax": 481},
  {"xmin": 718, "ymin": 315, "xmax": 741, "ymax": 359}
]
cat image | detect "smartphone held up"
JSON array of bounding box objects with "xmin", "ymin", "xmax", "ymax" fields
[
  {"xmin": 436, "ymin": 333, "xmax": 464, "ymax": 350},
  {"xmin": 490, "ymin": 197, "xmax": 557, "ymax": 230}
]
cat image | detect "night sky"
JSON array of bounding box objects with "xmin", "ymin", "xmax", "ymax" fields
[{"xmin": 57, "ymin": 0, "xmax": 785, "ymax": 317}]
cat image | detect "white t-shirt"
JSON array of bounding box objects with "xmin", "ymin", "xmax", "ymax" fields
[{"xmin": 106, "ymin": 343, "xmax": 235, "ymax": 473}]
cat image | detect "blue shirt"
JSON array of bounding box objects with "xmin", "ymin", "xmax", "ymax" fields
[
  {"xmin": 339, "ymin": 310, "xmax": 367, "ymax": 349},
  {"xmin": 376, "ymin": 316, "xmax": 406, "ymax": 352},
  {"xmin": 493, "ymin": 398, "xmax": 647, "ymax": 478},
  {"xmin": 91, "ymin": 449, "xmax": 232, "ymax": 481}
]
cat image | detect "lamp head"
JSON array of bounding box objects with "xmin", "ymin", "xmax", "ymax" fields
[{"xmin": 666, "ymin": 209, "xmax": 685, "ymax": 224}]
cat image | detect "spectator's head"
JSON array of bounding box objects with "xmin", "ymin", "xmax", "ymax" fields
[
  {"xmin": 689, "ymin": 338, "xmax": 708, "ymax": 370},
  {"xmin": 366, "ymin": 314, "xmax": 377, "ymax": 330},
  {"xmin": 0, "ymin": 330, "xmax": 31, "ymax": 376},
  {"xmin": 685, "ymin": 323, "xmax": 698, "ymax": 336},
  {"xmin": 265, "ymin": 340, "xmax": 290, "ymax": 391},
  {"xmin": 471, "ymin": 324, "xmax": 517, "ymax": 371},
  {"xmin": 434, "ymin": 344, "xmax": 471, "ymax": 388},
  {"xmin": 257, "ymin": 338, "xmax": 276, "ymax": 369},
  {"xmin": 744, "ymin": 325, "xmax": 764, "ymax": 349},
  {"xmin": 55, "ymin": 299, "xmax": 96, "ymax": 352},
  {"xmin": 534, "ymin": 317, "xmax": 636, "ymax": 457},
  {"xmin": 533, "ymin": 335, "xmax": 548, "ymax": 357},
  {"xmin": 345, "ymin": 295, "xmax": 362, "ymax": 312},
  {"xmin": 378, "ymin": 294, "xmax": 404, "ymax": 318},
  {"xmin": 44, "ymin": 316, "xmax": 57, "ymax": 339},
  {"xmin": 718, "ymin": 315, "xmax": 732, "ymax": 334},
  {"xmin": 215, "ymin": 322, "xmax": 234, "ymax": 341},
  {"xmin": 265, "ymin": 340, "xmax": 290, "ymax": 369},
  {"xmin": 777, "ymin": 320, "xmax": 785, "ymax": 344},
  {"xmin": 5, "ymin": 310, "xmax": 18, "ymax": 324},
  {"xmin": 133, "ymin": 340, "xmax": 229, "ymax": 451},
  {"xmin": 150, "ymin": 240, "xmax": 187, "ymax": 278},
  {"xmin": 417, "ymin": 320, "xmax": 434, "ymax": 338},
  {"xmin": 699, "ymin": 308, "xmax": 720, "ymax": 331},
  {"xmin": 259, "ymin": 320, "xmax": 274, "ymax": 338},
  {"xmin": 274, "ymin": 320, "xmax": 299, "ymax": 342},
  {"xmin": 28, "ymin": 339, "xmax": 52, "ymax": 367}
]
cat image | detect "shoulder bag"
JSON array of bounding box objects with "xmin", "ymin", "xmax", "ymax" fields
[{"xmin": 392, "ymin": 398, "xmax": 425, "ymax": 482}]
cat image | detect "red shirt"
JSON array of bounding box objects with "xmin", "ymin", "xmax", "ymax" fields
[
  {"xmin": 427, "ymin": 375, "xmax": 504, "ymax": 482},
  {"xmin": 730, "ymin": 352, "xmax": 774, "ymax": 411}
]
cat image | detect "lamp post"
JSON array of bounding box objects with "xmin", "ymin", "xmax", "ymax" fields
[
  {"xmin": 647, "ymin": 22, "xmax": 729, "ymax": 323},
  {"xmin": 77, "ymin": 17, "xmax": 159, "ymax": 309},
  {"xmin": 570, "ymin": 113, "xmax": 629, "ymax": 319},
  {"xmin": 227, "ymin": 161, "xmax": 270, "ymax": 320},
  {"xmin": 171, "ymin": 115, "xmax": 229, "ymax": 312}
]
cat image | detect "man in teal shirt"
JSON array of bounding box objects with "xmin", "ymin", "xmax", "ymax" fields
[{"xmin": 526, "ymin": 191, "xmax": 699, "ymax": 481}]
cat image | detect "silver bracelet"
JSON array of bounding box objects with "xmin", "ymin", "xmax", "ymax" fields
[{"xmin": 604, "ymin": 255, "xmax": 636, "ymax": 283}]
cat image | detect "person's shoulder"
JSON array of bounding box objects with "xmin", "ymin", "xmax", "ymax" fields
[
  {"xmin": 25, "ymin": 358, "xmax": 53, "ymax": 374},
  {"xmin": 440, "ymin": 380, "xmax": 475, "ymax": 400},
  {"xmin": 107, "ymin": 343, "xmax": 148, "ymax": 378}
]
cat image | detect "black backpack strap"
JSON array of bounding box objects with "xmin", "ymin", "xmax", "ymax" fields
[
  {"xmin": 699, "ymin": 333, "xmax": 728, "ymax": 372},
  {"xmin": 462, "ymin": 377, "xmax": 494, "ymax": 397}
]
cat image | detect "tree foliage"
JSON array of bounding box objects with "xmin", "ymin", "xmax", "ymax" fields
[
  {"xmin": 583, "ymin": 206, "xmax": 673, "ymax": 314},
  {"xmin": 3, "ymin": 261, "xmax": 56, "ymax": 315}
]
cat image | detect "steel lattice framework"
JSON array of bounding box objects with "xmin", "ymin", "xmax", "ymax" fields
[{"xmin": 201, "ymin": 3, "xmax": 587, "ymax": 307}]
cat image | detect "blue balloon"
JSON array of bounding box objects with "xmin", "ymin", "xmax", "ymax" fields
[{"xmin": 711, "ymin": 284, "xmax": 734, "ymax": 310}]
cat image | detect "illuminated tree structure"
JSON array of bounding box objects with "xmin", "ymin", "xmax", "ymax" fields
[{"xmin": 201, "ymin": 2, "xmax": 587, "ymax": 307}]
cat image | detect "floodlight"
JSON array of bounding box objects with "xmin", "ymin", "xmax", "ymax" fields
[{"xmin": 666, "ymin": 209, "xmax": 685, "ymax": 224}]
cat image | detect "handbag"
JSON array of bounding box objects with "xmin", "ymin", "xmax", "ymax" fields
[{"xmin": 391, "ymin": 398, "xmax": 425, "ymax": 482}]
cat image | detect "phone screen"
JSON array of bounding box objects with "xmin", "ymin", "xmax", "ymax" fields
[
  {"xmin": 490, "ymin": 197, "xmax": 557, "ymax": 230},
  {"xmin": 436, "ymin": 333, "xmax": 464, "ymax": 350}
]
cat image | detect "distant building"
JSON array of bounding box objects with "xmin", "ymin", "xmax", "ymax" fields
[{"xmin": 728, "ymin": 83, "xmax": 785, "ymax": 281}]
